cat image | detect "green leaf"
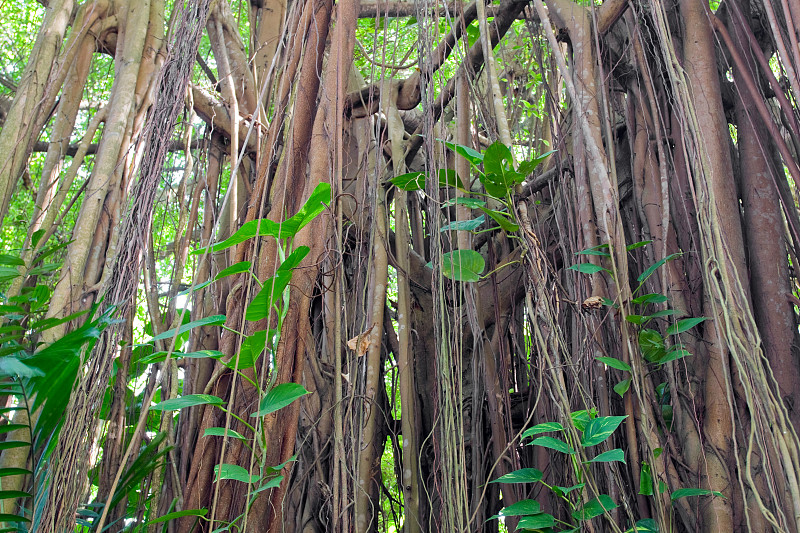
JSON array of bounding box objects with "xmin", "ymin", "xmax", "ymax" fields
[
  {"xmin": 576, "ymin": 244, "xmax": 610, "ymax": 256},
  {"xmin": 252, "ymin": 383, "xmax": 310, "ymax": 417},
  {"xmin": 245, "ymin": 270, "xmax": 293, "ymax": 321},
  {"xmin": 626, "ymin": 240, "xmax": 652, "ymax": 251},
  {"xmin": 0, "ymin": 468, "xmax": 32, "ymax": 477},
  {"xmin": 441, "ymin": 197, "xmax": 486, "ymax": 209},
  {"xmin": 151, "ymin": 394, "xmax": 224, "ymax": 411},
  {"xmin": 0, "ymin": 266, "xmax": 21, "ymax": 283},
  {"xmin": 639, "ymin": 462, "xmax": 653, "ymax": 495},
  {"xmin": 278, "ymin": 246, "xmax": 311, "ymax": 272},
  {"xmin": 0, "ymin": 491, "xmax": 31, "ymax": 499},
  {"xmin": 531, "ymin": 436, "xmax": 575, "ymax": 454},
  {"xmin": 521, "ymin": 422, "xmax": 564, "ymax": 439},
  {"xmin": 572, "ymin": 494, "xmax": 618, "ymax": 520},
  {"xmin": 625, "ymin": 315, "xmax": 647, "ymax": 325},
  {"xmin": 0, "ymin": 514, "xmax": 30, "ymax": 523},
  {"xmin": 214, "ymin": 464, "xmax": 260, "ymax": 484},
  {"xmin": 193, "ymin": 183, "xmax": 330, "ymax": 254},
  {"xmin": 0, "ymin": 255, "xmax": 24, "ymax": 267},
  {"xmin": 571, "ymin": 408, "xmax": 596, "ymax": 432},
  {"xmin": 251, "ymin": 475, "xmax": 284, "ymax": 495},
  {"xmin": 666, "ymin": 317, "xmax": 708, "ymax": 335},
  {"xmin": 0, "ymin": 424, "xmax": 30, "ymax": 435},
  {"xmin": 596, "ymin": 356, "xmax": 631, "ymax": 372},
  {"xmin": 497, "ymin": 499, "xmax": 541, "ymax": 518},
  {"xmin": 0, "ymin": 442, "xmax": 30, "ymax": 451},
  {"xmin": 490, "ymin": 468, "xmax": 543, "ymax": 484},
  {"xmin": 553, "ymin": 483, "xmax": 585, "ymax": 498},
  {"xmin": 518, "ymin": 513, "xmax": 555, "ymax": 529},
  {"xmin": 437, "ymin": 168, "xmax": 466, "ymax": 189},
  {"xmin": 144, "ymin": 509, "xmax": 208, "ymax": 525},
  {"xmin": 659, "ymin": 347, "xmax": 692, "ymax": 364},
  {"xmin": 442, "ymin": 140, "xmax": 484, "ymax": 165},
  {"xmin": 138, "ymin": 350, "xmax": 224, "ymax": 365},
  {"xmin": 639, "ymin": 329, "xmax": 665, "ymax": 362},
  {"xmin": 631, "ymin": 293, "xmax": 668, "ymax": 305},
  {"xmin": 648, "ymin": 309, "xmax": 678, "ymax": 319},
  {"xmin": 581, "ymin": 415, "xmax": 628, "ymax": 447},
  {"xmin": 516, "ymin": 150, "xmax": 556, "ymax": 176},
  {"xmin": 568, "ymin": 263, "xmax": 608, "ymax": 275},
  {"xmin": 614, "ymin": 378, "xmax": 632, "ymax": 397},
  {"xmin": 588, "ymin": 448, "xmax": 626, "ymax": 464},
  {"xmin": 432, "ymin": 250, "xmax": 485, "ymax": 282},
  {"xmin": 670, "ymin": 488, "xmax": 724, "ymax": 501},
  {"xmin": 203, "ymin": 427, "xmax": 248, "ymax": 441},
  {"xmin": 637, "ymin": 253, "xmax": 681, "ymax": 283},
  {"xmin": 237, "ymin": 330, "xmax": 267, "ymax": 369},
  {"xmin": 479, "ymin": 207, "xmax": 519, "ymax": 232},
  {"xmin": 440, "ymin": 216, "xmax": 485, "ymax": 232},
  {"xmin": 215, "ymin": 261, "xmax": 251, "ymax": 281},
  {"xmin": 31, "ymin": 229, "xmax": 45, "ymax": 247},
  {"xmin": 626, "ymin": 518, "xmax": 659, "ymax": 533},
  {"xmin": 148, "ymin": 315, "xmax": 226, "ymax": 343},
  {"xmin": 390, "ymin": 172, "xmax": 426, "ymax": 191}
]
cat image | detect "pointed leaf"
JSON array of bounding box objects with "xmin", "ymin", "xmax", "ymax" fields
[
  {"xmin": 252, "ymin": 383, "xmax": 310, "ymax": 417},
  {"xmin": 637, "ymin": 253, "xmax": 681, "ymax": 283},
  {"xmin": 588, "ymin": 449, "xmax": 626, "ymax": 464},
  {"xmin": 214, "ymin": 464, "xmax": 260, "ymax": 484},
  {"xmin": 440, "ymin": 216, "xmax": 485, "ymax": 232},
  {"xmin": 497, "ymin": 499, "xmax": 541, "ymax": 518},
  {"xmin": 479, "ymin": 207, "xmax": 519, "ymax": 232},
  {"xmin": 430, "ymin": 250, "xmax": 485, "ymax": 282},
  {"xmin": 568, "ymin": 263, "xmax": 608, "ymax": 274},
  {"xmin": 215, "ymin": 261, "xmax": 252, "ymax": 281},
  {"xmin": 572, "ymin": 494, "xmax": 618, "ymax": 520},
  {"xmin": 614, "ymin": 378, "xmax": 632, "ymax": 397},
  {"xmin": 582, "ymin": 415, "xmax": 628, "ymax": 447},
  {"xmin": 521, "ymin": 422, "xmax": 564, "ymax": 439},
  {"xmin": 631, "ymin": 293, "xmax": 668, "ymax": 305},
  {"xmin": 203, "ymin": 427, "xmax": 248, "ymax": 441},
  {"xmin": 245, "ymin": 271, "xmax": 293, "ymax": 321},
  {"xmin": 151, "ymin": 394, "xmax": 224, "ymax": 411},
  {"xmin": 518, "ymin": 513, "xmax": 555, "ymax": 529},
  {"xmin": 490, "ymin": 468, "xmax": 543, "ymax": 484},
  {"xmin": 144, "ymin": 509, "xmax": 208, "ymax": 525},
  {"xmin": 666, "ymin": 317, "xmax": 708, "ymax": 335},
  {"xmin": 148, "ymin": 315, "xmax": 226, "ymax": 343},
  {"xmin": 596, "ymin": 356, "xmax": 631, "ymax": 372},
  {"xmin": 531, "ymin": 436, "xmax": 575, "ymax": 454},
  {"xmin": 670, "ymin": 488, "xmax": 724, "ymax": 501}
]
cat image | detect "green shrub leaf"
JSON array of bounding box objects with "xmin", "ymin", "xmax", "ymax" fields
[
  {"xmin": 151, "ymin": 394, "xmax": 224, "ymax": 411},
  {"xmin": 596, "ymin": 356, "xmax": 631, "ymax": 372},
  {"xmin": 588, "ymin": 449, "xmax": 626, "ymax": 464},
  {"xmin": 252, "ymin": 383, "xmax": 310, "ymax": 417},
  {"xmin": 572, "ymin": 494, "xmax": 618, "ymax": 520},
  {"xmin": 531, "ymin": 436, "xmax": 575, "ymax": 454},
  {"xmin": 666, "ymin": 317, "xmax": 708, "ymax": 335},
  {"xmin": 214, "ymin": 464, "xmax": 259, "ymax": 484},
  {"xmin": 490, "ymin": 468, "xmax": 543, "ymax": 484},
  {"xmin": 581, "ymin": 415, "xmax": 628, "ymax": 447},
  {"xmin": 670, "ymin": 488, "xmax": 724, "ymax": 501}
]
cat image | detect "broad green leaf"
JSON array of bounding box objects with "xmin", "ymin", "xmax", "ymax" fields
[
  {"xmin": 0, "ymin": 266, "xmax": 21, "ymax": 283},
  {"xmin": 390, "ymin": 172, "xmax": 426, "ymax": 191},
  {"xmin": 626, "ymin": 240, "xmax": 652, "ymax": 251},
  {"xmin": 31, "ymin": 229, "xmax": 45, "ymax": 247},
  {"xmin": 441, "ymin": 197, "xmax": 486, "ymax": 209},
  {"xmin": 571, "ymin": 408, "xmax": 596, "ymax": 432},
  {"xmin": 144, "ymin": 509, "xmax": 208, "ymax": 525},
  {"xmin": 151, "ymin": 394, "xmax": 224, "ymax": 411},
  {"xmin": 237, "ymin": 330, "xmax": 267, "ymax": 369},
  {"xmin": 138, "ymin": 350, "xmax": 224, "ymax": 365},
  {"xmin": 518, "ymin": 513, "xmax": 555, "ymax": 529},
  {"xmin": 437, "ymin": 169, "xmax": 466, "ymax": 189},
  {"xmin": 278, "ymin": 246, "xmax": 311, "ymax": 272},
  {"xmin": 596, "ymin": 356, "xmax": 631, "ymax": 372},
  {"xmin": 176, "ymin": 280, "xmax": 212, "ymax": 296},
  {"xmin": 568, "ymin": 263, "xmax": 608, "ymax": 275},
  {"xmin": 588, "ymin": 448, "xmax": 626, "ymax": 464},
  {"xmin": 648, "ymin": 309, "xmax": 678, "ymax": 319},
  {"xmin": 582, "ymin": 415, "xmax": 628, "ymax": 447},
  {"xmin": 442, "ymin": 140, "xmax": 484, "ymax": 165},
  {"xmin": 490, "ymin": 468, "xmax": 543, "ymax": 484},
  {"xmin": 576, "ymin": 243, "xmax": 610, "ymax": 256},
  {"xmin": 614, "ymin": 378, "xmax": 632, "ymax": 397},
  {"xmin": 193, "ymin": 183, "xmax": 330, "ymax": 254},
  {"xmin": 553, "ymin": 483, "xmax": 585, "ymax": 497},
  {"xmin": 214, "ymin": 464, "xmax": 260, "ymax": 484},
  {"xmin": 252, "ymin": 383, "xmax": 310, "ymax": 417},
  {"xmin": 659, "ymin": 347, "xmax": 692, "ymax": 364},
  {"xmin": 625, "ymin": 315, "xmax": 647, "ymax": 325},
  {"xmin": 521, "ymin": 422, "xmax": 564, "ymax": 439},
  {"xmin": 148, "ymin": 315, "xmax": 226, "ymax": 343},
  {"xmin": 516, "ymin": 150, "xmax": 556, "ymax": 176},
  {"xmin": 626, "ymin": 518, "xmax": 659, "ymax": 533},
  {"xmin": 215, "ymin": 261, "xmax": 251, "ymax": 281},
  {"xmin": 440, "ymin": 216, "xmax": 485, "ymax": 232},
  {"xmin": 631, "ymin": 293, "xmax": 668, "ymax": 305},
  {"xmin": 572, "ymin": 494, "xmax": 618, "ymax": 520},
  {"xmin": 0, "ymin": 255, "xmax": 24, "ymax": 267},
  {"xmin": 670, "ymin": 488, "xmax": 724, "ymax": 501},
  {"xmin": 531, "ymin": 436, "xmax": 575, "ymax": 454},
  {"xmin": 245, "ymin": 271, "xmax": 293, "ymax": 321},
  {"xmin": 430, "ymin": 250, "xmax": 485, "ymax": 282},
  {"xmin": 637, "ymin": 253, "xmax": 681, "ymax": 283},
  {"xmin": 497, "ymin": 499, "xmax": 541, "ymax": 518},
  {"xmin": 479, "ymin": 207, "xmax": 519, "ymax": 232},
  {"xmin": 203, "ymin": 427, "xmax": 248, "ymax": 441},
  {"xmin": 639, "ymin": 329, "xmax": 665, "ymax": 362},
  {"xmin": 666, "ymin": 317, "xmax": 708, "ymax": 335}
]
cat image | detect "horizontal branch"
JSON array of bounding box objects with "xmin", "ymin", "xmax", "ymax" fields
[{"xmin": 33, "ymin": 139, "xmax": 201, "ymax": 157}]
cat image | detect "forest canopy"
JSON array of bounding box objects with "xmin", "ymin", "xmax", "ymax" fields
[{"xmin": 0, "ymin": 0, "xmax": 799, "ymax": 532}]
